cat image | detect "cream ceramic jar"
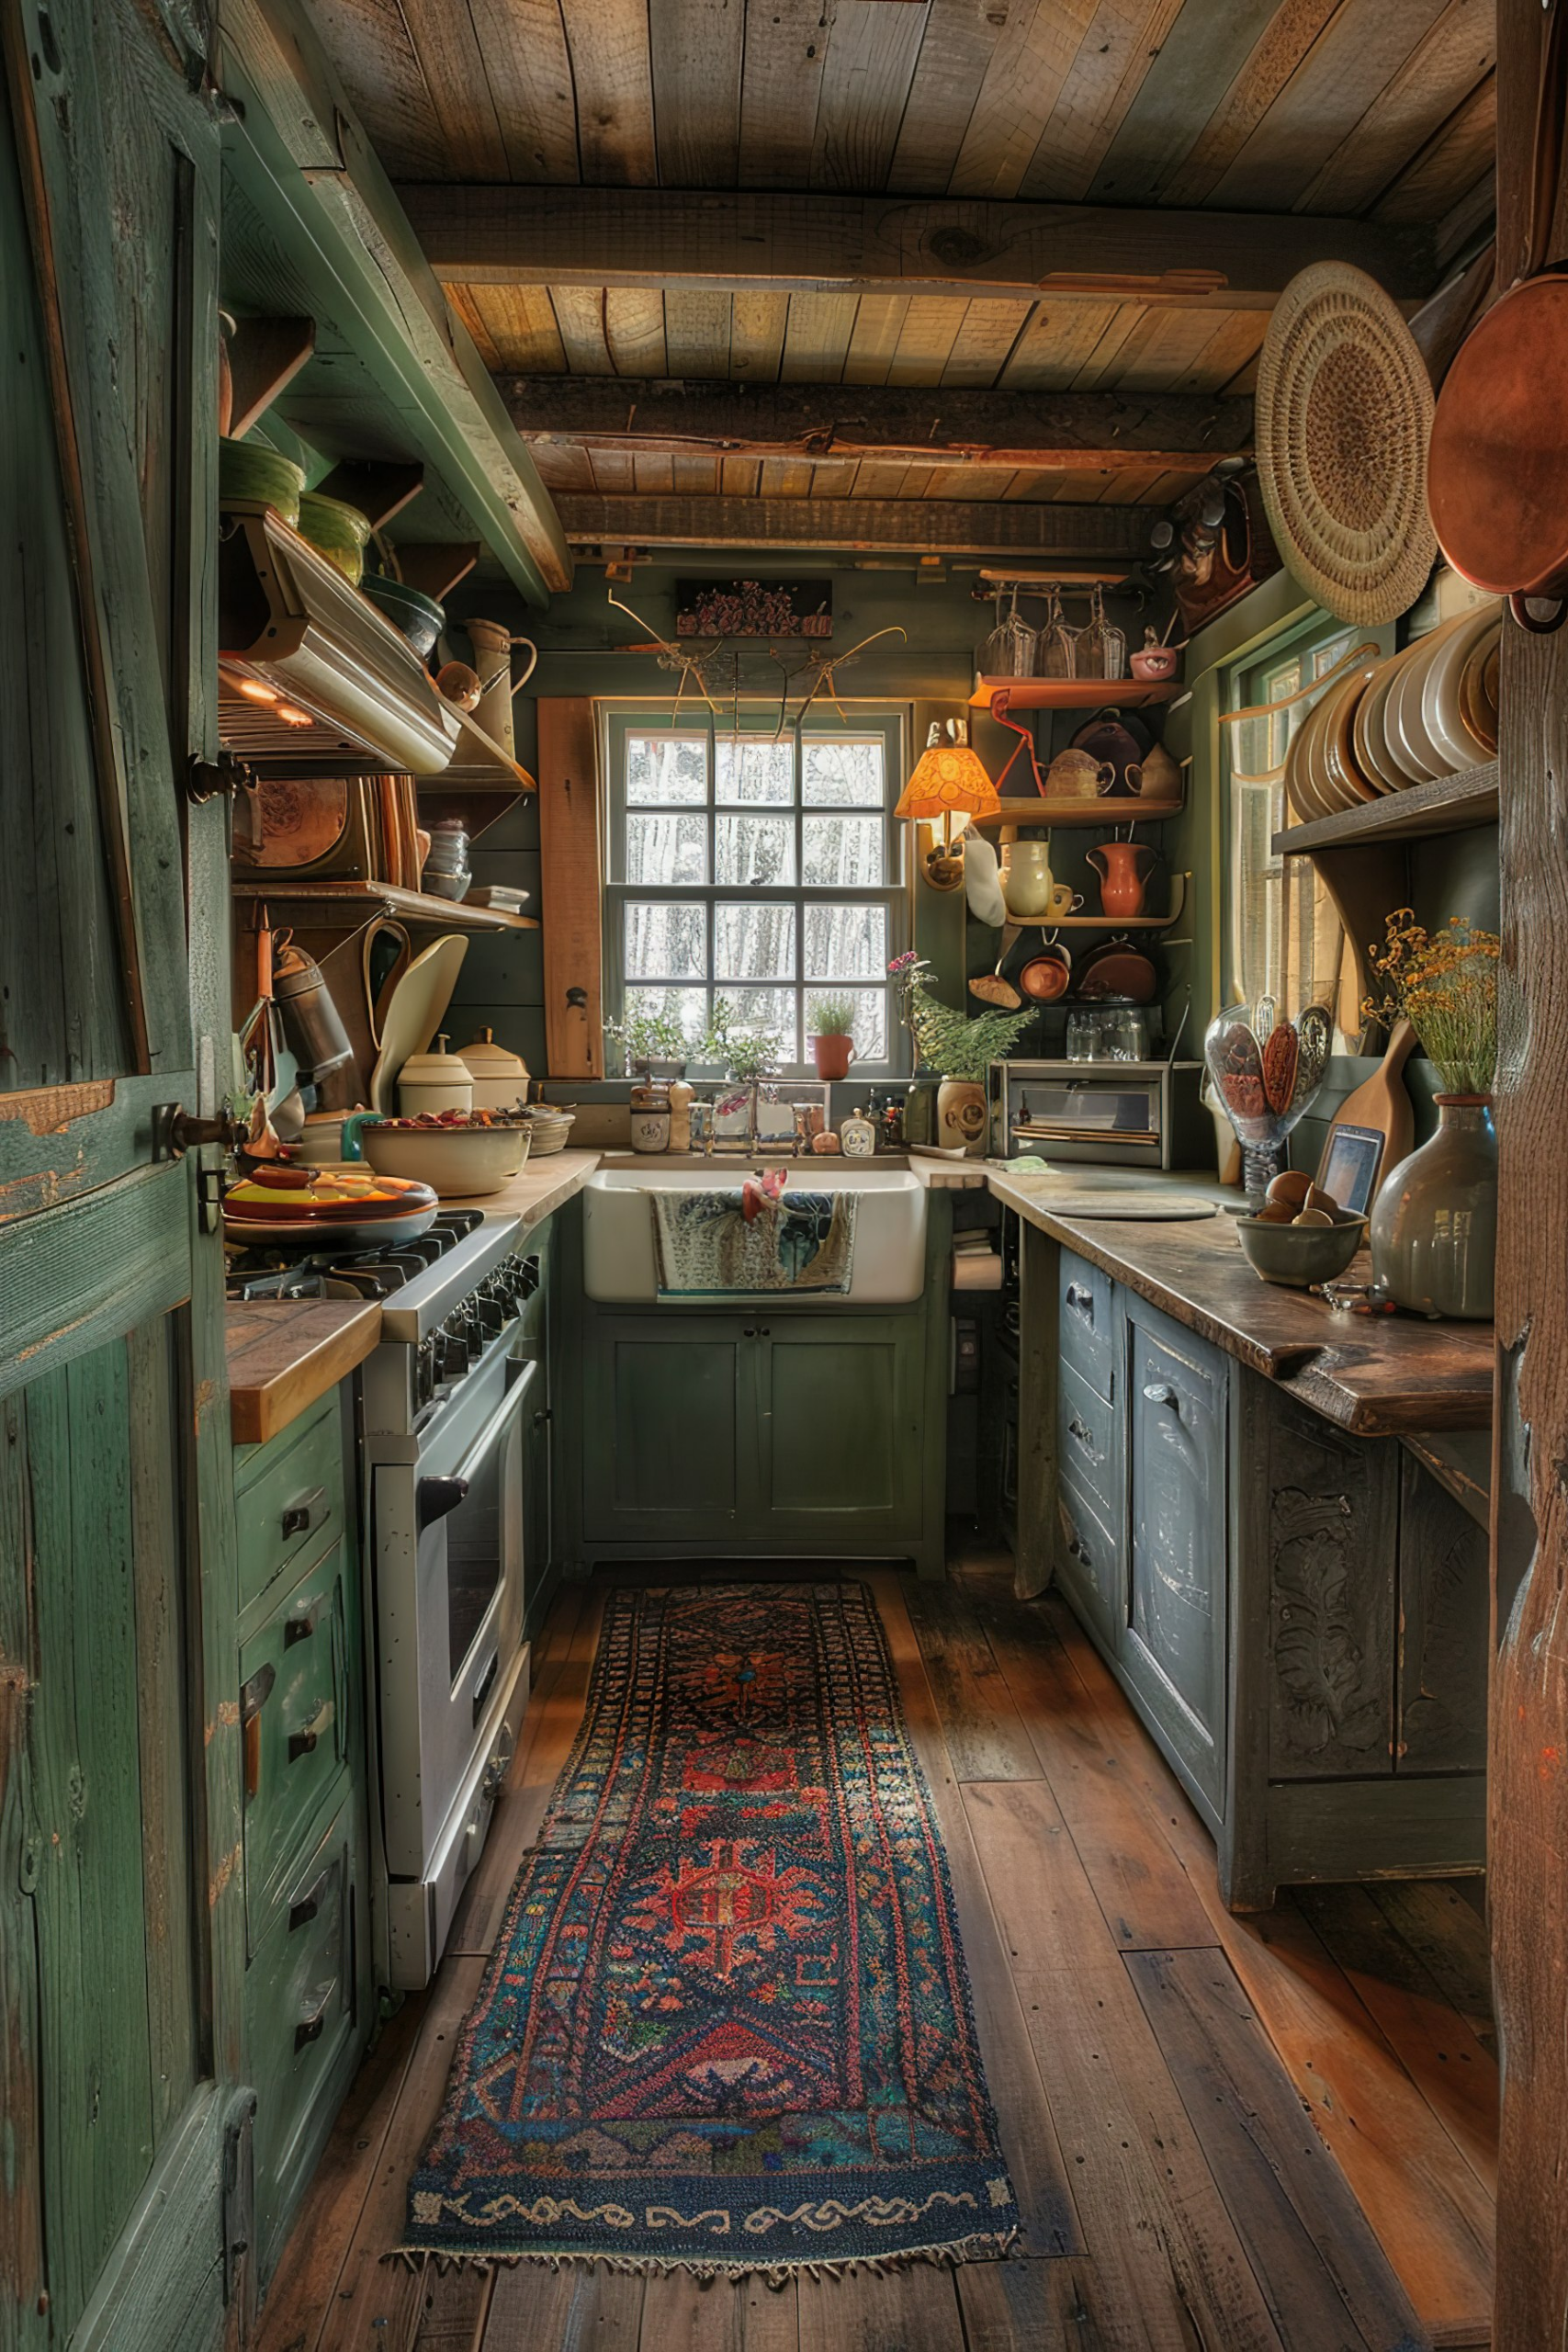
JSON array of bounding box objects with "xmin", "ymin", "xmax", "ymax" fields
[{"xmin": 396, "ymin": 1035, "xmax": 474, "ymax": 1116}]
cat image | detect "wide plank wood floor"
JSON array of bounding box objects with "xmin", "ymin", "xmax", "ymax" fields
[{"xmin": 257, "ymin": 1552, "xmax": 1496, "ymax": 2352}]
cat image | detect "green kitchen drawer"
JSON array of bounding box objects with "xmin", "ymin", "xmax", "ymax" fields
[
  {"xmin": 235, "ymin": 1390, "xmax": 344, "ymax": 1617},
  {"xmin": 1058, "ymin": 1356, "xmax": 1122, "ymax": 1529},
  {"xmin": 241, "ymin": 1538, "xmax": 355, "ymax": 1954},
  {"xmin": 247, "ymin": 1784, "xmax": 366, "ymax": 2274},
  {"xmin": 1059, "ymin": 1250, "xmax": 1118, "ymax": 1405}
]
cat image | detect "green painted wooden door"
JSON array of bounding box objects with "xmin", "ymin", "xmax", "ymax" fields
[
  {"xmin": 581, "ymin": 1314, "xmax": 751, "ymax": 1542},
  {"xmin": 750, "ymin": 1319, "xmax": 924, "ymax": 1546},
  {"xmin": 0, "ymin": 3, "xmax": 243, "ymax": 2345}
]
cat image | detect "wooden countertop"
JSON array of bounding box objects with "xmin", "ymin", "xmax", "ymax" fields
[
  {"xmin": 227, "ymin": 1298, "xmax": 382, "ymax": 1446},
  {"xmin": 437, "ymin": 1146, "xmax": 604, "ymax": 1224},
  {"xmin": 987, "ymin": 1167, "xmax": 1495, "ymax": 1437}
]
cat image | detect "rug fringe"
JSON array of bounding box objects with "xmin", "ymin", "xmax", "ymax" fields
[{"xmin": 383, "ymin": 2225, "xmax": 1019, "ymax": 2288}]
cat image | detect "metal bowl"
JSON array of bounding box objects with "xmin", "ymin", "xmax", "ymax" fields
[{"xmin": 1235, "ymin": 1208, "xmax": 1367, "ymax": 1288}]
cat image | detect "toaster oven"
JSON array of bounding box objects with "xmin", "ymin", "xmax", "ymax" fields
[{"xmin": 988, "ymin": 1059, "xmax": 1209, "ymax": 1170}]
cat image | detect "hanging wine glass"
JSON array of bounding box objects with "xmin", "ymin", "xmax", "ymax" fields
[
  {"xmin": 1037, "ymin": 587, "xmax": 1077, "ymax": 680},
  {"xmin": 1078, "ymin": 584, "xmax": 1126, "ymax": 681}
]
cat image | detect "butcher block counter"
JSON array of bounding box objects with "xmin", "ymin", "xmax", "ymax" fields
[
  {"xmin": 987, "ymin": 1167, "xmax": 1494, "ymax": 1436},
  {"xmin": 987, "ymin": 1164, "xmax": 1492, "ymax": 1910},
  {"xmin": 226, "ymin": 1297, "xmax": 383, "ymax": 1445}
]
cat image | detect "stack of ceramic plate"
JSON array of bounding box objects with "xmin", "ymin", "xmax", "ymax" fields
[{"xmin": 1285, "ymin": 602, "xmax": 1500, "ymax": 820}]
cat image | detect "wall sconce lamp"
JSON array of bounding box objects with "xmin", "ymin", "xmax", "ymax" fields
[{"xmin": 893, "ymin": 719, "xmax": 1000, "ymax": 890}]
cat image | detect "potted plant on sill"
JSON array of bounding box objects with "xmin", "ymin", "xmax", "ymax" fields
[
  {"xmin": 807, "ymin": 992, "xmax": 857, "ymax": 1082},
  {"xmin": 605, "ymin": 1003, "xmax": 690, "ymax": 1080},
  {"xmin": 889, "ymin": 952, "xmax": 1034, "ymax": 1155},
  {"xmin": 1363, "ymin": 909, "xmax": 1499, "ymax": 1318}
]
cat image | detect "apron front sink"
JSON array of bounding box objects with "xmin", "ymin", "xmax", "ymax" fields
[{"xmin": 582, "ymin": 1166, "xmax": 929, "ymax": 1303}]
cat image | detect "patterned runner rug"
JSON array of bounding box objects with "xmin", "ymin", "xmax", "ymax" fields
[{"xmin": 400, "ymin": 1580, "xmax": 1020, "ymax": 2279}]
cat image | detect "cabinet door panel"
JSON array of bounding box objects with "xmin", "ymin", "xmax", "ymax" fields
[
  {"xmin": 759, "ymin": 1331, "xmax": 901, "ymax": 1519},
  {"xmin": 583, "ymin": 1319, "xmax": 746, "ymax": 1537},
  {"xmin": 1396, "ymin": 1452, "xmax": 1489, "ymax": 1772},
  {"xmin": 1125, "ymin": 1306, "xmax": 1227, "ymax": 1805}
]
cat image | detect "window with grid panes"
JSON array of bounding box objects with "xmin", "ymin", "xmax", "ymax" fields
[{"xmin": 603, "ymin": 707, "xmax": 909, "ymax": 1073}]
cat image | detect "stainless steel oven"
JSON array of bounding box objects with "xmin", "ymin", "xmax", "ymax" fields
[{"xmin": 361, "ymin": 1225, "xmax": 545, "ymax": 1988}]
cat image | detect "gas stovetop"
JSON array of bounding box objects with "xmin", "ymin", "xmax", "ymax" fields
[
  {"xmin": 225, "ymin": 1206, "xmax": 531, "ymax": 1347},
  {"xmin": 224, "ymin": 1211, "xmax": 488, "ymax": 1303}
]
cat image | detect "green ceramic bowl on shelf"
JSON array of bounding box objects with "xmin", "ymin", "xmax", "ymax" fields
[
  {"xmin": 361, "ymin": 571, "xmax": 446, "ymax": 658},
  {"xmin": 297, "ymin": 490, "xmax": 372, "ymax": 585},
  {"xmin": 218, "ymin": 438, "xmax": 305, "ymax": 527}
]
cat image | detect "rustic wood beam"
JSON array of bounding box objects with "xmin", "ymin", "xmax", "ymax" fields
[
  {"xmin": 554, "ymin": 494, "xmax": 1157, "ymax": 558},
  {"xmin": 397, "ymin": 187, "xmax": 1437, "ymax": 311},
  {"xmin": 502, "ymin": 377, "xmax": 1250, "ymax": 472}
]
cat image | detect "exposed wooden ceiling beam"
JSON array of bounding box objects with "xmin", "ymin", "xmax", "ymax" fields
[
  {"xmin": 502, "ymin": 378, "xmax": 1250, "ymax": 471},
  {"xmin": 554, "ymin": 495, "xmax": 1158, "ymax": 558},
  {"xmin": 397, "ymin": 187, "xmax": 1437, "ymax": 311}
]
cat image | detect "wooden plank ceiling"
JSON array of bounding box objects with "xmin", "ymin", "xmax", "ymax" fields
[{"xmin": 313, "ymin": 0, "xmax": 1495, "ymax": 544}]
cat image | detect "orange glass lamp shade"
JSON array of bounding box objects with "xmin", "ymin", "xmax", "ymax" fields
[{"xmin": 895, "ymin": 730, "xmax": 999, "ymax": 888}]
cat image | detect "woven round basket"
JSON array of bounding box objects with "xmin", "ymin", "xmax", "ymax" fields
[{"xmin": 1255, "ymin": 263, "xmax": 1437, "ymax": 626}]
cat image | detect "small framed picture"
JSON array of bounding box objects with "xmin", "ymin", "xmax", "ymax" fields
[{"xmin": 1316, "ymin": 1122, "xmax": 1384, "ymax": 1216}]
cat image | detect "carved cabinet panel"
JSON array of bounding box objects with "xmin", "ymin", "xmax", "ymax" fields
[{"xmin": 1265, "ymin": 1395, "xmax": 1399, "ymax": 1780}]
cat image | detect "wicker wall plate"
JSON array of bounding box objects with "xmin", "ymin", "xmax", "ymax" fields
[{"xmin": 1256, "ymin": 263, "xmax": 1438, "ymax": 626}]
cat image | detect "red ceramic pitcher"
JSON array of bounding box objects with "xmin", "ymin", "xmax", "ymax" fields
[{"xmin": 1087, "ymin": 841, "xmax": 1156, "ymax": 919}]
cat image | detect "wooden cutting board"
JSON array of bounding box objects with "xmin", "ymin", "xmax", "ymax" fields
[{"xmin": 1323, "ymin": 1017, "xmax": 1416, "ymax": 1191}]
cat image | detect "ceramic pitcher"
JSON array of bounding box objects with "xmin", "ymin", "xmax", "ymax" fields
[{"xmin": 1087, "ymin": 841, "xmax": 1156, "ymax": 918}]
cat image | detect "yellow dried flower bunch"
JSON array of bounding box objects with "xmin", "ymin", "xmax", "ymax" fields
[{"xmin": 1362, "ymin": 909, "xmax": 1498, "ymax": 1096}]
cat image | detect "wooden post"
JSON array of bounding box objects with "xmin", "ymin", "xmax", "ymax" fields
[
  {"xmin": 1491, "ymin": 5, "xmax": 1568, "ymax": 2345},
  {"xmin": 536, "ymin": 697, "xmax": 604, "ymax": 1080}
]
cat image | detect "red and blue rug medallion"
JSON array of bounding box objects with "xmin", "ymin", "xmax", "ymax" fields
[{"xmin": 401, "ymin": 1581, "xmax": 1019, "ymax": 2278}]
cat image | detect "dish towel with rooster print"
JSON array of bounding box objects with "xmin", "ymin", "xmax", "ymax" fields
[{"xmin": 651, "ymin": 1175, "xmax": 857, "ymax": 1296}]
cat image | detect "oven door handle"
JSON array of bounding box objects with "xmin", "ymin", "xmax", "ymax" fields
[{"xmin": 421, "ymin": 1358, "xmax": 539, "ymax": 1538}]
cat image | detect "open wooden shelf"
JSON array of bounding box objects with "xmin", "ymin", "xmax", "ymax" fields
[
  {"xmin": 1273, "ymin": 761, "xmax": 1498, "ymax": 855},
  {"xmin": 232, "ymin": 880, "xmax": 539, "ymax": 932},
  {"xmin": 970, "ymin": 676, "xmax": 1180, "ymax": 710},
  {"xmin": 971, "ymin": 796, "xmax": 1184, "ymax": 829},
  {"xmin": 1001, "ymin": 876, "xmax": 1188, "ymax": 933}
]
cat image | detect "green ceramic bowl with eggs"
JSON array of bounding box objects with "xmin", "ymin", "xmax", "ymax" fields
[{"xmin": 1235, "ymin": 1194, "xmax": 1367, "ymax": 1287}]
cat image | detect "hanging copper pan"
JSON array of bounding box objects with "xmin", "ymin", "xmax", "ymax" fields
[{"xmin": 1428, "ymin": 0, "xmax": 1568, "ymax": 631}]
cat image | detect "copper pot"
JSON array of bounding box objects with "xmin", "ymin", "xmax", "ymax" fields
[{"xmin": 1428, "ymin": 2, "xmax": 1568, "ymax": 631}]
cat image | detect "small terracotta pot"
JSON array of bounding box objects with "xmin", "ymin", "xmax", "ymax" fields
[
  {"xmin": 812, "ymin": 1033, "xmax": 855, "ymax": 1081},
  {"xmin": 1019, "ymin": 946, "xmax": 1073, "ymax": 1001}
]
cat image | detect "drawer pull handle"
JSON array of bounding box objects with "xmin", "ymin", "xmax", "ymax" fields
[
  {"xmin": 1066, "ymin": 1412, "xmax": 1095, "ymax": 1452},
  {"xmin": 1067, "ymin": 1535, "xmax": 1089, "ymax": 1564},
  {"xmin": 240, "ymin": 1663, "xmax": 276, "ymax": 1802},
  {"xmin": 1066, "ymin": 1283, "xmax": 1095, "ymax": 1323},
  {"xmin": 294, "ymin": 1978, "xmax": 337, "ymax": 2052},
  {"xmin": 1143, "ymin": 1382, "xmax": 1179, "ymax": 1411},
  {"xmin": 281, "ymin": 1486, "xmax": 329, "ymax": 1541},
  {"xmin": 288, "ymin": 1700, "xmax": 333, "ymax": 1764},
  {"xmin": 283, "ymin": 1605, "xmax": 317, "ymax": 1647},
  {"xmin": 417, "ymin": 1474, "xmax": 469, "ymax": 1532},
  {"xmin": 288, "ymin": 1856, "xmax": 342, "ymax": 1934}
]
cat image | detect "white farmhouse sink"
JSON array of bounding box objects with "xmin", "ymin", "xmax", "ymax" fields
[{"xmin": 582, "ymin": 1165, "xmax": 929, "ymax": 1304}]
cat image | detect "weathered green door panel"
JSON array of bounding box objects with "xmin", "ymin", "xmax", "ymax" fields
[
  {"xmin": 582, "ymin": 1318, "xmax": 749, "ymax": 1539},
  {"xmin": 754, "ymin": 1324, "xmax": 919, "ymax": 1535}
]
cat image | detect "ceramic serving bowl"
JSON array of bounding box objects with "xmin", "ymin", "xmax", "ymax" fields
[
  {"xmin": 297, "ymin": 490, "xmax": 373, "ymax": 584},
  {"xmin": 1235, "ymin": 1207, "xmax": 1366, "ymax": 1287},
  {"xmin": 219, "ymin": 438, "xmax": 305, "ymax": 527},
  {"xmin": 359, "ymin": 1119, "xmax": 530, "ymax": 1197}
]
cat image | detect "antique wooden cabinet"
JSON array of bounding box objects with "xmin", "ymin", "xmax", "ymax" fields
[{"xmin": 1027, "ymin": 1230, "xmax": 1488, "ymax": 1908}]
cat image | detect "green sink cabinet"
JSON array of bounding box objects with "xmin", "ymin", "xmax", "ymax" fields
[
  {"xmin": 564, "ymin": 1189, "xmax": 951, "ymax": 1575},
  {"xmin": 1018, "ymin": 1226, "xmax": 1488, "ymax": 1908}
]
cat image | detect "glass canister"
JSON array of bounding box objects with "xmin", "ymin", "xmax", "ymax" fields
[{"xmin": 629, "ymin": 1080, "xmax": 671, "ymax": 1153}]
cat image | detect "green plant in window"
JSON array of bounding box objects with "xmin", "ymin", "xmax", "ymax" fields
[
  {"xmin": 699, "ymin": 996, "xmax": 785, "ymax": 1082},
  {"xmin": 887, "ymin": 952, "xmax": 1034, "ymax": 1083},
  {"xmin": 807, "ymin": 991, "xmax": 856, "ymax": 1040},
  {"xmin": 604, "ymin": 1005, "xmax": 690, "ymax": 1074}
]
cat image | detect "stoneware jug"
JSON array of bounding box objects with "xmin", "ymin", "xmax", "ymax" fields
[
  {"xmin": 1370, "ymin": 1095, "xmax": 1497, "ymax": 1317},
  {"xmin": 1087, "ymin": 841, "xmax": 1156, "ymax": 918},
  {"xmin": 1001, "ymin": 840, "xmax": 1055, "ymax": 917}
]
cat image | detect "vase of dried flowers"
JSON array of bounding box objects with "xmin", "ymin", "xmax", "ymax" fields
[{"xmin": 1364, "ymin": 911, "xmax": 1498, "ymax": 1318}]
